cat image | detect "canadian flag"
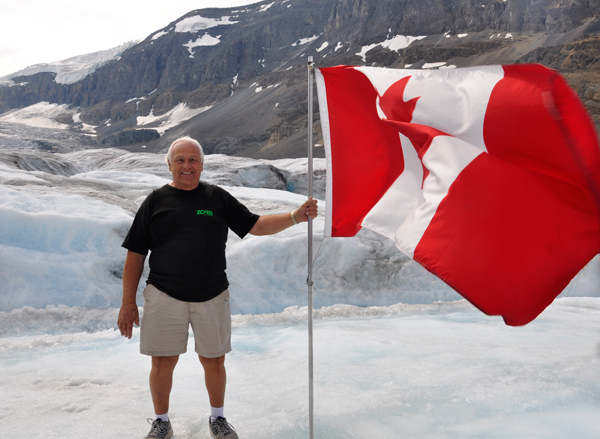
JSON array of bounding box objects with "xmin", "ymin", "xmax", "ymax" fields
[{"xmin": 315, "ymin": 64, "xmax": 600, "ymax": 326}]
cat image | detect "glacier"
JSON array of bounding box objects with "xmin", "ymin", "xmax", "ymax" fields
[
  {"xmin": 0, "ymin": 41, "xmax": 138, "ymax": 86},
  {"xmin": 0, "ymin": 134, "xmax": 599, "ymax": 439}
]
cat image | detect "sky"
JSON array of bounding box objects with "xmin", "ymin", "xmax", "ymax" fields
[{"xmin": 0, "ymin": 0, "xmax": 261, "ymax": 78}]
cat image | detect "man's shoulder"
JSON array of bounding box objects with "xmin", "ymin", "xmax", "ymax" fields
[
  {"xmin": 198, "ymin": 182, "xmax": 249, "ymax": 211},
  {"xmin": 143, "ymin": 184, "xmax": 171, "ymax": 202},
  {"xmin": 199, "ymin": 181, "xmax": 233, "ymax": 198}
]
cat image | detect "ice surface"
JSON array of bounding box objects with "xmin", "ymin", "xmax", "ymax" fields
[
  {"xmin": 2, "ymin": 299, "xmax": 599, "ymax": 438},
  {"xmin": 0, "ymin": 145, "xmax": 597, "ymax": 313},
  {"xmin": 0, "ymin": 145, "xmax": 599, "ymax": 438}
]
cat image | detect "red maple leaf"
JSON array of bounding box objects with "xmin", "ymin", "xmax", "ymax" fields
[{"xmin": 378, "ymin": 75, "xmax": 448, "ymax": 186}]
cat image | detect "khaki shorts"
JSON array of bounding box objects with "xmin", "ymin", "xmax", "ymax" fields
[{"xmin": 140, "ymin": 284, "xmax": 232, "ymax": 358}]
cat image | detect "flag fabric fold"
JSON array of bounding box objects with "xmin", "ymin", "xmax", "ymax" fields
[{"xmin": 315, "ymin": 64, "xmax": 600, "ymax": 326}]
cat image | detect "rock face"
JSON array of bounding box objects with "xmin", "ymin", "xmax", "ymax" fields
[{"xmin": 1, "ymin": 0, "xmax": 599, "ymax": 158}]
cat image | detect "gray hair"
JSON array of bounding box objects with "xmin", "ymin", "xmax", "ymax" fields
[{"xmin": 165, "ymin": 136, "xmax": 204, "ymax": 165}]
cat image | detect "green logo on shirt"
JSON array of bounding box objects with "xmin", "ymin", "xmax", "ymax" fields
[{"xmin": 197, "ymin": 210, "xmax": 213, "ymax": 216}]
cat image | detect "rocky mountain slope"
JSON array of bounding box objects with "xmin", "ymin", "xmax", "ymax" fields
[{"xmin": 1, "ymin": 0, "xmax": 599, "ymax": 159}]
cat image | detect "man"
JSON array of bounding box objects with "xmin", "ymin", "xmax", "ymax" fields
[{"xmin": 117, "ymin": 136, "xmax": 318, "ymax": 439}]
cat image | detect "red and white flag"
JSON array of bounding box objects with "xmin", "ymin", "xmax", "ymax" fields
[{"xmin": 315, "ymin": 64, "xmax": 600, "ymax": 326}]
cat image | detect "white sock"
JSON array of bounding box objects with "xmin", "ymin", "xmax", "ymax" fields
[
  {"xmin": 210, "ymin": 406, "xmax": 224, "ymax": 421},
  {"xmin": 155, "ymin": 413, "xmax": 169, "ymax": 422}
]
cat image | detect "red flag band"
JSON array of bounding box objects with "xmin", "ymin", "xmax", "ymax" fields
[{"xmin": 315, "ymin": 64, "xmax": 600, "ymax": 326}]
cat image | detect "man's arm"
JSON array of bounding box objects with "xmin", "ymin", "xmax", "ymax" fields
[
  {"xmin": 249, "ymin": 198, "xmax": 318, "ymax": 236},
  {"xmin": 117, "ymin": 250, "xmax": 146, "ymax": 339}
]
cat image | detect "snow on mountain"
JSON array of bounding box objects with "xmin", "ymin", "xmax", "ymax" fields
[
  {"xmin": 0, "ymin": 101, "xmax": 211, "ymax": 138},
  {"xmin": 356, "ymin": 35, "xmax": 427, "ymax": 62},
  {"xmin": 148, "ymin": 13, "xmax": 241, "ymax": 56},
  {"xmin": 174, "ymin": 15, "xmax": 239, "ymax": 33},
  {"xmin": 135, "ymin": 103, "xmax": 213, "ymax": 135},
  {"xmin": 0, "ymin": 41, "xmax": 138, "ymax": 86},
  {"xmin": 184, "ymin": 34, "xmax": 223, "ymax": 57},
  {"xmin": 0, "ymin": 102, "xmax": 75, "ymax": 129}
]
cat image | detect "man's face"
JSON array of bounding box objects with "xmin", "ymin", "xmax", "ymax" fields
[{"xmin": 168, "ymin": 141, "xmax": 203, "ymax": 190}]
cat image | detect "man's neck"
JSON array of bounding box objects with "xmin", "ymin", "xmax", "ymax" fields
[{"xmin": 168, "ymin": 181, "xmax": 200, "ymax": 191}]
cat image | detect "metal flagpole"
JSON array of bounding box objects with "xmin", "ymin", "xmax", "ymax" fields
[{"xmin": 306, "ymin": 55, "xmax": 315, "ymax": 439}]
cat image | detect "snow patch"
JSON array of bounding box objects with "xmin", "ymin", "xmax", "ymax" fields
[
  {"xmin": 356, "ymin": 35, "xmax": 426, "ymax": 62},
  {"xmin": 72, "ymin": 113, "xmax": 96, "ymax": 133},
  {"xmin": 316, "ymin": 42, "xmax": 329, "ymax": 53},
  {"xmin": 151, "ymin": 29, "xmax": 171, "ymax": 40},
  {"xmin": 383, "ymin": 35, "xmax": 427, "ymax": 51},
  {"xmin": 174, "ymin": 15, "xmax": 238, "ymax": 33},
  {"xmin": 125, "ymin": 97, "xmax": 143, "ymax": 104},
  {"xmin": 292, "ymin": 35, "xmax": 320, "ymax": 46},
  {"xmin": 259, "ymin": 2, "xmax": 275, "ymax": 12},
  {"xmin": 422, "ymin": 62, "xmax": 448, "ymax": 69},
  {"xmin": 135, "ymin": 103, "xmax": 211, "ymax": 135},
  {"xmin": 183, "ymin": 33, "xmax": 221, "ymax": 57}
]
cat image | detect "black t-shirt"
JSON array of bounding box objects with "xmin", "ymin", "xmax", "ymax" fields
[{"xmin": 122, "ymin": 182, "xmax": 259, "ymax": 302}]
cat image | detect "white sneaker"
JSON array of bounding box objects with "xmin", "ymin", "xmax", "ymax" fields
[
  {"xmin": 144, "ymin": 418, "xmax": 173, "ymax": 439},
  {"xmin": 209, "ymin": 416, "xmax": 238, "ymax": 439}
]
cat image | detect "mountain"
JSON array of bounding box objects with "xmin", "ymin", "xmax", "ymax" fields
[{"xmin": 1, "ymin": 0, "xmax": 599, "ymax": 159}]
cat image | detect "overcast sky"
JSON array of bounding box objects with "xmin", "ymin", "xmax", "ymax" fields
[{"xmin": 0, "ymin": 0, "xmax": 261, "ymax": 77}]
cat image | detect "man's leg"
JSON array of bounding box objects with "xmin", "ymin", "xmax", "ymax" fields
[
  {"xmin": 150, "ymin": 355, "xmax": 180, "ymax": 414},
  {"xmin": 199, "ymin": 355, "xmax": 226, "ymax": 408}
]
